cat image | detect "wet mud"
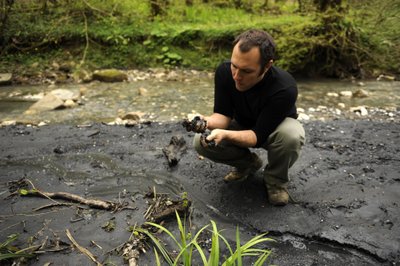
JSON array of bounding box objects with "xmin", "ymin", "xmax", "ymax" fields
[{"xmin": 0, "ymin": 120, "xmax": 399, "ymax": 265}]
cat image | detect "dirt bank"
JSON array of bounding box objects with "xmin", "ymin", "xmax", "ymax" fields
[{"xmin": 0, "ymin": 119, "xmax": 399, "ymax": 265}]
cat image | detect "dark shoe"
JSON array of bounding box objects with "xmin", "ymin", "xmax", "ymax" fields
[
  {"xmin": 223, "ymin": 153, "xmax": 263, "ymax": 182},
  {"xmin": 266, "ymin": 183, "xmax": 289, "ymax": 206}
]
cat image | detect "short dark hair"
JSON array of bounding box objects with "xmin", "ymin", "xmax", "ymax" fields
[{"xmin": 233, "ymin": 29, "xmax": 276, "ymax": 70}]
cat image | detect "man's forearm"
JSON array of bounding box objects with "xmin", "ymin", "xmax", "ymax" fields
[
  {"xmin": 224, "ymin": 129, "xmax": 257, "ymax": 147},
  {"xmin": 204, "ymin": 113, "xmax": 231, "ymax": 130}
]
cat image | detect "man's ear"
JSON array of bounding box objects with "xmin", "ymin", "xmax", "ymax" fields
[
  {"xmin": 266, "ymin": 59, "xmax": 273, "ymax": 70},
  {"xmin": 262, "ymin": 60, "xmax": 273, "ymax": 75}
]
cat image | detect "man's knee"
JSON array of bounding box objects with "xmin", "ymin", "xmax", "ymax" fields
[
  {"xmin": 266, "ymin": 123, "xmax": 305, "ymax": 151},
  {"xmin": 193, "ymin": 133, "xmax": 205, "ymax": 155}
]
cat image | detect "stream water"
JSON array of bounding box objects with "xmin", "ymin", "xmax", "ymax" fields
[{"xmin": 0, "ymin": 71, "xmax": 399, "ymax": 124}]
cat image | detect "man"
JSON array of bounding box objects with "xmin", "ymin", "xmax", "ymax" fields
[{"xmin": 188, "ymin": 29, "xmax": 305, "ymax": 206}]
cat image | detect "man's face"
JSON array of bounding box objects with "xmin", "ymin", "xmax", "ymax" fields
[{"xmin": 230, "ymin": 43, "xmax": 269, "ymax": 92}]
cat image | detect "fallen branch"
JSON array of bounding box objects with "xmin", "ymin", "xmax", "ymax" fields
[
  {"xmin": 16, "ymin": 178, "xmax": 135, "ymax": 212},
  {"xmin": 22, "ymin": 189, "xmax": 117, "ymax": 210},
  {"xmin": 66, "ymin": 229, "xmax": 102, "ymax": 266}
]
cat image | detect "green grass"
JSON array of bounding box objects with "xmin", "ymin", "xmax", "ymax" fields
[
  {"xmin": 134, "ymin": 211, "xmax": 274, "ymax": 265},
  {"xmin": 0, "ymin": 234, "xmax": 36, "ymax": 262}
]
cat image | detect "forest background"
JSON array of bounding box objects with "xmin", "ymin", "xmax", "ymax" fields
[{"xmin": 0, "ymin": 0, "xmax": 399, "ymax": 79}]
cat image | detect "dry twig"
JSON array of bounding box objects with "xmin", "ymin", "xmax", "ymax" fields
[{"xmin": 66, "ymin": 229, "xmax": 102, "ymax": 266}]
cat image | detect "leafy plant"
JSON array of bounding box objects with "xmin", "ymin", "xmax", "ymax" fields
[
  {"xmin": 135, "ymin": 211, "xmax": 274, "ymax": 265},
  {"xmin": 156, "ymin": 46, "xmax": 183, "ymax": 67}
]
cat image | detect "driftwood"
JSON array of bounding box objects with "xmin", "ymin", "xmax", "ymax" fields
[
  {"xmin": 24, "ymin": 190, "xmax": 117, "ymax": 210},
  {"xmin": 16, "ymin": 179, "xmax": 135, "ymax": 212}
]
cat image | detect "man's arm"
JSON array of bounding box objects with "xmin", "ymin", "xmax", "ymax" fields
[{"xmin": 204, "ymin": 113, "xmax": 231, "ymax": 130}]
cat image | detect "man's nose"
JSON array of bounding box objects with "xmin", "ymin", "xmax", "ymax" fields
[{"xmin": 233, "ymin": 70, "xmax": 241, "ymax": 80}]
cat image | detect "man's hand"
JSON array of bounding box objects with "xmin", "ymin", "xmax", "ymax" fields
[
  {"xmin": 206, "ymin": 129, "xmax": 257, "ymax": 148},
  {"xmin": 206, "ymin": 129, "xmax": 226, "ymax": 145}
]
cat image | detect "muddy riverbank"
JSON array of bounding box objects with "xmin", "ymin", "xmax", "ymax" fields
[{"xmin": 1, "ymin": 118, "xmax": 399, "ymax": 265}]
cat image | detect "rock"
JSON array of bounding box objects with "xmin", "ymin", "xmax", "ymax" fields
[
  {"xmin": 72, "ymin": 69, "xmax": 92, "ymax": 83},
  {"xmin": 138, "ymin": 87, "xmax": 148, "ymax": 96},
  {"xmin": 352, "ymin": 88, "xmax": 369, "ymax": 98},
  {"xmin": 338, "ymin": 103, "xmax": 346, "ymax": 109},
  {"xmin": 92, "ymin": 69, "xmax": 128, "ymax": 82},
  {"xmin": 63, "ymin": 99, "xmax": 76, "ymax": 108},
  {"xmin": 350, "ymin": 106, "xmax": 368, "ymax": 116},
  {"xmin": 0, "ymin": 73, "xmax": 12, "ymax": 86},
  {"xmin": 339, "ymin": 91, "xmax": 353, "ymax": 97},
  {"xmin": 23, "ymin": 92, "xmax": 45, "ymax": 101},
  {"xmin": 121, "ymin": 112, "xmax": 141, "ymax": 121},
  {"xmin": 52, "ymin": 62, "xmax": 60, "ymax": 70},
  {"xmin": 38, "ymin": 121, "xmax": 48, "ymax": 127},
  {"xmin": 377, "ymin": 74, "xmax": 395, "ymax": 81},
  {"xmin": 1, "ymin": 120, "xmax": 17, "ymax": 127},
  {"xmin": 326, "ymin": 92, "xmax": 339, "ymax": 97},
  {"xmin": 79, "ymin": 86, "xmax": 89, "ymax": 96},
  {"xmin": 298, "ymin": 113, "xmax": 310, "ymax": 121},
  {"xmin": 26, "ymin": 93, "xmax": 65, "ymax": 112},
  {"xmin": 50, "ymin": 89, "xmax": 80, "ymax": 101},
  {"xmin": 166, "ymin": 71, "xmax": 179, "ymax": 81},
  {"xmin": 357, "ymin": 82, "xmax": 365, "ymax": 86}
]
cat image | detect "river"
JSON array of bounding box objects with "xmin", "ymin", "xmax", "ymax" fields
[{"xmin": 0, "ymin": 69, "xmax": 399, "ymax": 124}]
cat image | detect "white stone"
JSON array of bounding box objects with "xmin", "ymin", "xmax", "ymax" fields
[
  {"xmin": 339, "ymin": 91, "xmax": 353, "ymax": 97},
  {"xmin": 297, "ymin": 113, "xmax": 310, "ymax": 121},
  {"xmin": 326, "ymin": 92, "xmax": 339, "ymax": 97},
  {"xmin": 350, "ymin": 106, "xmax": 368, "ymax": 116}
]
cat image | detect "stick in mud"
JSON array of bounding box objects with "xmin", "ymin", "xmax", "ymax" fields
[{"xmin": 16, "ymin": 179, "xmax": 135, "ymax": 211}]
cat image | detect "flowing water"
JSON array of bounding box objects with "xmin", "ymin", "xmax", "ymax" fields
[{"xmin": 0, "ymin": 71, "xmax": 399, "ymax": 124}]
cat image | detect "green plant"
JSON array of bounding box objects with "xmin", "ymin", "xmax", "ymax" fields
[
  {"xmin": 0, "ymin": 234, "xmax": 35, "ymax": 261},
  {"xmin": 135, "ymin": 211, "xmax": 274, "ymax": 265},
  {"xmin": 156, "ymin": 46, "xmax": 183, "ymax": 67}
]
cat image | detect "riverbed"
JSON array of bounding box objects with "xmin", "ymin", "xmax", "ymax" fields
[{"xmin": 0, "ymin": 71, "xmax": 399, "ymax": 265}]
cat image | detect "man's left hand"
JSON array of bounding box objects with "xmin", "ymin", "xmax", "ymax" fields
[{"xmin": 206, "ymin": 129, "xmax": 226, "ymax": 145}]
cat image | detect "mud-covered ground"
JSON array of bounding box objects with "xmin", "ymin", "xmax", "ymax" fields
[{"xmin": 0, "ymin": 119, "xmax": 399, "ymax": 265}]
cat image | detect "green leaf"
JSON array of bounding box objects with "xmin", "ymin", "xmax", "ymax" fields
[{"xmin": 19, "ymin": 189, "xmax": 28, "ymax": 196}]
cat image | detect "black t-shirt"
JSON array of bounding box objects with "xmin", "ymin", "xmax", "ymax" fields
[{"xmin": 214, "ymin": 61, "xmax": 298, "ymax": 147}]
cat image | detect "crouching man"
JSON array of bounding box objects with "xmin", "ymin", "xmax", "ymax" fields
[{"xmin": 188, "ymin": 29, "xmax": 305, "ymax": 206}]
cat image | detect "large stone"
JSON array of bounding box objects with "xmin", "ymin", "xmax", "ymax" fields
[
  {"xmin": 26, "ymin": 93, "xmax": 64, "ymax": 112},
  {"xmin": 339, "ymin": 91, "xmax": 353, "ymax": 97},
  {"xmin": 50, "ymin": 89, "xmax": 80, "ymax": 101},
  {"xmin": 92, "ymin": 69, "xmax": 128, "ymax": 82},
  {"xmin": 0, "ymin": 73, "xmax": 12, "ymax": 86}
]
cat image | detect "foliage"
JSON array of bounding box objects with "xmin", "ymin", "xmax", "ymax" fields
[
  {"xmin": 134, "ymin": 211, "xmax": 273, "ymax": 265},
  {"xmin": 0, "ymin": 0, "xmax": 399, "ymax": 77}
]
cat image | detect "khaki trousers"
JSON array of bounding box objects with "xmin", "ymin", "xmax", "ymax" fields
[{"xmin": 193, "ymin": 117, "xmax": 305, "ymax": 185}]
